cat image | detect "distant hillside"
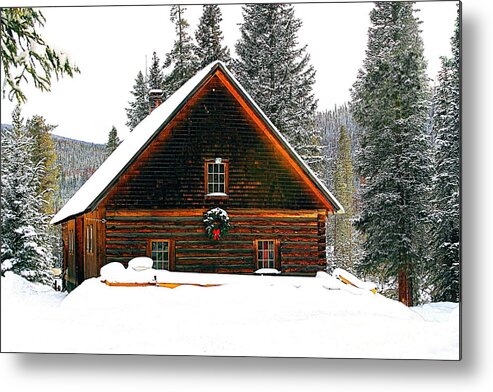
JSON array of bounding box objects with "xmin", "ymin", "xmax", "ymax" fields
[
  {"xmin": 2, "ymin": 123, "xmax": 106, "ymax": 210},
  {"xmin": 53, "ymin": 135, "xmax": 107, "ymax": 206}
]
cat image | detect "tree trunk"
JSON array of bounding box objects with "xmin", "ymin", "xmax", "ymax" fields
[{"xmin": 398, "ymin": 268, "xmax": 413, "ymax": 306}]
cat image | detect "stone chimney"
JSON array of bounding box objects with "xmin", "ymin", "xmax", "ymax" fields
[{"xmin": 149, "ymin": 89, "xmax": 164, "ymax": 113}]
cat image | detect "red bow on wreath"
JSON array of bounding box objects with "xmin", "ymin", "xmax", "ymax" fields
[{"xmin": 212, "ymin": 228, "xmax": 221, "ymax": 241}]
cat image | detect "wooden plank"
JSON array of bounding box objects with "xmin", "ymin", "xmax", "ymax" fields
[
  {"xmin": 177, "ymin": 255, "xmax": 253, "ymax": 262},
  {"xmin": 106, "ymin": 231, "xmax": 320, "ymax": 240},
  {"xmin": 176, "ymin": 248, "xmax": 252, "ymax": 255},
  {"xmin": 106, "ymin": 209, "xmax": 319, "ymax": 218}
]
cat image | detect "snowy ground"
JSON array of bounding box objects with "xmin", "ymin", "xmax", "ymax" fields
[{"xmin": 0, "ymin": 270, "xmax": 459, "ymax": 359}]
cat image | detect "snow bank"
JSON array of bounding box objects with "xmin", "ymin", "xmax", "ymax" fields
[
  {"xmin": 254, "ymin": 268, "xmax": 280, "ymax": 275},
  {"xmin": 1, "ymin": 271, "xmax": 65, "ymax": 302},
  {"xmin": 1, "ymin": 271, "xmax": 459, "ymax": 359},
  {"xmin": 411, "ymin": 302, "xmax": 459, "ymax": 322},
  {"xmin": 128, "ymin": 257, "xmax": 153, "ymax": 271},
  {"xmin": 332, "ymin": 267, "xmax": 377, "ymax": 291}
]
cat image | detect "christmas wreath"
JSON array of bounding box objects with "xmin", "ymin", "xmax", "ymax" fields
[{"xmin": 203, "ymin": 208, "xmax": 231, "ymax": 241}]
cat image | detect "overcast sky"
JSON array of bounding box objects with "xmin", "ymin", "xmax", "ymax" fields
[{"xmin": 1, "ymin": 1, "xmax": 458, "ymax": 144}]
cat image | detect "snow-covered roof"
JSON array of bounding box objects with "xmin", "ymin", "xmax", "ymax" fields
[{"xmin": 51, "ymin": 61, "xmax": 343, "ymax": 224}]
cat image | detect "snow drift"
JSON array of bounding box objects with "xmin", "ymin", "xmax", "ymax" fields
[{"xmin": 1, "ymin": 270, "xmax": 459, "ymax": 359}]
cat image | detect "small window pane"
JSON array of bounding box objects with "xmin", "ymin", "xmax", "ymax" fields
[
  {"xmin": 206, "ymin": 161, "xmax": 226, "ymax": 195},
  {"xmin": 257, "ymin": 240, "xmax": 276, "ymax": 270},
  {"xmin": 151, "ymin": 241, "xmax": 169, "ymax": 270}
]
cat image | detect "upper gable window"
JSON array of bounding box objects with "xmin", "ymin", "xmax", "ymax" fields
[{"xmin": 205, "ymin": 158, "xmax": 228, "ymax": 196}]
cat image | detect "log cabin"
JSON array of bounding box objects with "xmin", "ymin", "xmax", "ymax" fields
[{"xmin": 51, "ymin": 61, "xmax": 344, "ymax": 290}]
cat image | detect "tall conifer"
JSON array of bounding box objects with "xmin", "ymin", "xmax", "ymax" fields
[
  {"xmin": 234, "ymin": 4, "xmax": 318, "ymax": 160},
  {"xmin": 429, "ymin": 9, "xmax": 460, "ymax": 302},
  {"xmin": 350, "ymin": 2, "xmax": 432, "ymax": 305},
  {"xmin": 148, "ymin": 51, "xmax": 164, "ymax": 90},
  {"xmin": 25, "ymin": 115, "xmax": 59, "ymax": 215},
  {"xmin": 126, "ymin": 70, "xmax": 149, "ymax": 131},
  {"xmin": 195, "ymin": 4, "xmax": 231, "ymax": 68},
  {"xmin": 106, "ymin": 125, "xmax": 121, "ymax": 156},
  {"xmin": 332, "ymin": 126, "xmax": 355, "ymax": 271},
  {"xmin": 1, "ymin": 106, "xmax": 54, "ymax": 284},
  {"xmin": 162, "ymin": 5, "xmax": 199, "ymax": 99}
]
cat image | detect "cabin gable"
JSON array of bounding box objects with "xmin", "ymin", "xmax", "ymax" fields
[{"xmin": 102, "ymin": 74, "xmax": 326, "ymax": 212}]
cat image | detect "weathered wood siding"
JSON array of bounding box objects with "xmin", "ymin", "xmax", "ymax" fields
[
  {"xmin": 105, "ymin": 209, "xmax": 326, "ymax": 275},
  {"xmin": 104, "ymin": 75, "xmax": 325, "ymax": 212}
]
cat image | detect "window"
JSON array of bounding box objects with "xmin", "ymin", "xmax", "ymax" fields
[
  {"xmin": 255, "ymin": 240, "xmax": 279, "ymax": 270},
  {"xmin": 150, "ymin": 240, "xmax": 170, "ymax": 270},
  {"xmin": 68, "ymin": 230, "xmax": 75, "ymax": 255},
  {"xmin": 205, "ymin": 158, "xmax": 228, "ymax": 196},
  {"xmin": 86, "ymin": 224, "xmax": 94, "ymax": 254}
]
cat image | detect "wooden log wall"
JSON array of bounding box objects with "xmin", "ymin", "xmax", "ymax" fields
[{"xmin": 104, "ymin": 209, "xmax": 327, "ymax": 275}]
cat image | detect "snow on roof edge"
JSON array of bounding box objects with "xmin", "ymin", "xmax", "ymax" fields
[
  {"xmin": 51, "ymin": 60, "xmax": 343, "ymax": 225},
  {"xmin": 50, "ymin": 61, "xmax": 220, "ymax": 224},
  {"xmin": 218, "ymin": 65, "xmax": 344, "ymax": 214}
]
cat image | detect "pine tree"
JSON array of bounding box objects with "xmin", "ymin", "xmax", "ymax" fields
[
  {"xmin": 332, "ymin": 126, "xmax": 355, "ymax": 271},
  {"xmin": 1, "ymin": 106, "xmax": 54, "ymax": 284},
  {"xmin": 195, "ymin": 4, "xmax": 231, "ymax": 68},
  {"xmin": 25, "ymin": 115, "xmax": 61, "ymax": 270},
  {"xmin": 126, "ymin": 70, "xmax": 149, "ymax": 131},
  {"xmin": 233, "ymin": 4, "xmax": 318, "ymax": 160},
  {"xmin": 162, "ymin": 5, "xmax": 199, "ymax": 99},
  {"xmin": 350, "ymin": 2, "xmax": 432, "ymax": 306},
  {"xmin": 429, "ymin": 9, "xmax": 460, "ymax": 302},
  {"xmin": 106, "ymin": 125, "xmax": 121, "ymax": 156},
  {"xmin": 316, "ymin": 104, "xmax": 363, "ymax": 189},
  {"xmin": 1, "ymin": 8, "xmax": 79, "ymax": 103},
  {"xmin": 148, "ymin": 51, "xmax": 164, "ymax": 90},
  {"xmin": 25, "ymin": 115, "xmax": 60, "ymax": 215}
]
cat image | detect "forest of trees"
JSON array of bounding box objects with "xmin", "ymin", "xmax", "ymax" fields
[{"xmin": 1, "ymin": 3, "xmax": 460, "ymax": 305}]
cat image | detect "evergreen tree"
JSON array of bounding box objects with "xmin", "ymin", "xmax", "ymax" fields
[
  {"xmin": 1, "ymin": 8, "xmax": 79, "ymax": 103},
  {"xmin": 106, "ymin": 125, "xmax": 121, "ymax": 156},
  {"xmin": 429, "ymin": 9, "xmax": 460, "ymax": 302},
  {"xmin": 332, "ymin": 126, "xmax": 355, "ymax": 271},
  {"xmin": 25, "ymin": 115, "xmax": 61, "ymax": 270},
  {"xmin": 126, "ymin": 70, "xmax": 149, "ymax": 131},
  {"xmin": 1, "ymin": 106, "xmax": 54, "ymax": 284},
  {"xmin": 195, "ymin": 4, "xmax": 231, "ymax": 68},
  {"xmin": 162, "ymin": 5, "xmax": 199, "ymax": 99},
  {"xmin": 350, "ymin": 2, "xmax": 432, "ymax": 306},
  {"xmin": 25, "ymin": 115, "xmax": 60, "ymax": 215},
  {"xmin": 316, "ymin": 104, "xmax": 363, "ymax": 189},
  {"xmin": 148, "ymin": 51, "xmax": 164, "ymax": 90},
  {"xmin": 233, "ymin": 4, "xmax": 318, "ymax": 160}
]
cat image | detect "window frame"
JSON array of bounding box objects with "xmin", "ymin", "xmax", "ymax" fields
[
  {"xmin": 86, "ymin": 224, "xmax": 94, "ymax": 255},
  {"xmin": 68, "ymin": 229, "xmax": 75, "ymax": 255},
  {"xmin": 254, "ymin": 239, "xmax": 281, "ymax": 271},
  {"xmin": 147, "ymin": 239, "xmax": 175, "ymax": 271},
  {"xmin": 204, "ymin": 158, "xmax": 229, "ymax": 198}
]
